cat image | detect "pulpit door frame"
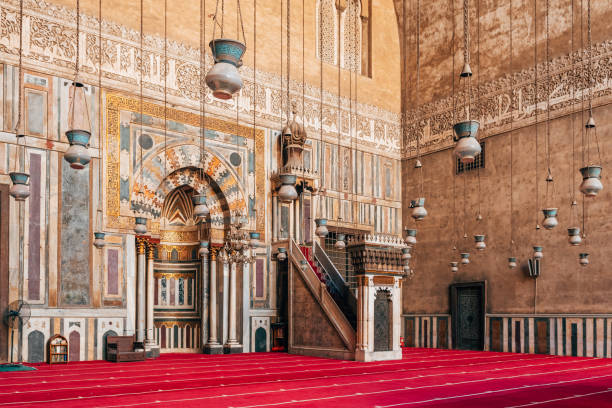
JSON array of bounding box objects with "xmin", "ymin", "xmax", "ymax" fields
[{"xmin": 450, "ymin": 281, "xmax": 486, "ymax": 351}]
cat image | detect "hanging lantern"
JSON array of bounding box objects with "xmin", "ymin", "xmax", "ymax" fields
[
  {"xmin": 567, "ymin": 227, "xmax": 582, "ymax": 246},
  {"xmin": 134, "ymin": 217, "xmax": 148, "ymax": 235},
  {"xmin": 314, "ymin": 218, "xmax": 329, "ymax": 237},
  {"xmin": 508, "ymin": 257, "xmax": 517, "ymax": 269},
  {"xmin": 401, "ymin": 247, "xmax": 412, "ymax": 261},
  {"xmin": 460, "ymin": 253, "xmax": 470, "ymax": 265},
  {"xmin": 579, "ymin": 166, "xmax": 603, "ymax": 197},
  {"xmin": 334, "ymin": 234, "xmax": 346, "ymax": 250},
  {"xmin": 453, "ymin": 120, "xmax": 481, "ymax": 164},
  {"xmin": 64, "ymin": 82, "xmax": 92, "ymax": 170},
  {"xmin": 404, "ymin": 229, "xmax": 417, "ymax": 246},
  {"xmin": 541, "ymin": 208, "xmax": 558, "ymax": 230},
  {"xmin": 579, "ymin": 253, "xmax": 589, "ymax": 267},
  {"xmin": 533, "ymin": 246, "xmax": 543, "ymax": 260},
  {"xmin": 474, "ymin": 235, "xmax": 486, "ymax": 251},
  {"xmin": 249, "ymin": 232, "xmax": 260, "ymax": 248},
  {"xmin": 192, "ymin": 194, "xmax": 210, "ymax": 218},
  {"xmin": 450, "ymin": 262, "xmax": 459, "ymax": 273},
  {"xmin": 277, "ymin": 247, "xmax": 287, "ymax": 261},
  {"xmin": 198, "ymin": 241, "xmax": 209, "ymax": 257},
  {"xmin": 410, "ymin": 198, "xmax": 427, "ymax": 221},
  {"xmin": 278, "ymin": 174, "xmax": 298, "ymax": 202},
  {"xmin": 205, "ymin": 39, "xmax": 246, "ymax": 100},
  {"xmin": 93, "ymin": 232, "xmax": 106, "ymax": 249},
  {"xmin": 8, "ymin": 172, "xmax": 30, "ymax": 201}
]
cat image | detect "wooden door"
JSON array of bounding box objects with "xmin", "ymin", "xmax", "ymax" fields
[{"xmin": 451, "ymin": 282, "xmax": 485, "ymax": 350}]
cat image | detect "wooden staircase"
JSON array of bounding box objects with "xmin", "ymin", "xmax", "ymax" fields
[{"xmin": 287, "ymin": 239, "xmax": 355, "ymax": 360}]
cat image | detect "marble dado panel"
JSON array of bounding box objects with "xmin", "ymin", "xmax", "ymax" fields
[
  {"xmin": 403, "ymin": 40, "xmax": 612, "ymax": 158},
  {"xmin": 0, "ymin": 0, "xmax": 401, "ymax": 158}
]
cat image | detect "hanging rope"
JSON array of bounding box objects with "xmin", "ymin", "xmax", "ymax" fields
[
  {"xmin": 138, "ymin": 0, "xmax": 144, "ymax": 210},
  {"xmin": 463, "ymin": 0, "xmax": 472, "ymax": 120},
  {"xmin": 569, "ymin": 0, "xmax": 576, "ymax": 225},
  {"xmin": 336, "ymin": 3, "xmax": 342, "ymax": 226},
  {"xmin": 476, "ymin": 0, "xmax": 482, "ymax": 220}
]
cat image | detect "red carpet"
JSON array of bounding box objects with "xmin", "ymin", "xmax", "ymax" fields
[{"xmin": 0, "ymin": 348, "xmax": 611, "ymax": 407}]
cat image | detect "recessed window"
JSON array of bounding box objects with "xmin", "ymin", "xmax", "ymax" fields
[{"xmin": 456, "ymin": 142, "xmax": 485, "ymax": 174}]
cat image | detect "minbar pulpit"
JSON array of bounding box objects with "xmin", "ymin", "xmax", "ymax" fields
[{"xmin": 348, "ymin": 234, "xmax": 405, "ymax": 362}]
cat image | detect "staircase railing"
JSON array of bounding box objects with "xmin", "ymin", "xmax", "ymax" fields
[
  {"xmin": 288, "ymin": 239, "xmax": 355, "ymax": 351},
  {"xmin": 313, "ymin": 240, "xmax": 357, "ymax": 330}
]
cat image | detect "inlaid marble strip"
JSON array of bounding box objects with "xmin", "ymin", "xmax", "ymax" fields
[
  {"xmin": 106, "ymin": 248, "xmax": 119, "ymax": 296},
  {"xmin": 27, "ymin": 153, "xmax": 41, "ymax": 300}
]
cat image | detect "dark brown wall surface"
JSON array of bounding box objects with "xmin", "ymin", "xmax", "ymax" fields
[
  {"xmin": 398, "ymin": 0, "xmax": 612, "ymax": 108},
  {"xmin": 402, "ymin": 102, "xmax": 612, "ymax": 314}
]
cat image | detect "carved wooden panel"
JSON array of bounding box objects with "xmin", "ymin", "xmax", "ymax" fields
[
  {"xmin": 456, "ymin": 287, "xmax": 483, "ymax": 350},
  {"xmin": 374, "ymin": 290, "xmax": 391, "ymax": 352},
  {"xmin": 536, "ymin": 319, "xmax": 549, "ymax": 355},
  {"xmin": 437, "ymin": 318, "xmax": 448, "ymax": 349},
  {"xmin": 490, "ymin": 318, "xmax": 502, "ymax": 352}
]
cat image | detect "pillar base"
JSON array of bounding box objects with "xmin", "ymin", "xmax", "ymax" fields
[
  {"xmin": 203, "ymin": 343, "xmax": 223, "ymax": 354},
  {"xmin": 355, "ymin": 348, "xmax": 402, "ymax": 362},
  {"xmin": 223, "ymin": 343, "xmax": 243, "ymax": 354},
  {"xmin": 145, "ymin": 344, "xmax": 160, "ymax": 358}
]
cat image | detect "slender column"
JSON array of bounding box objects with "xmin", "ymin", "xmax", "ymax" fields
[
  {"xmin": 145, "ymin": 242, "xmax": 159, "ymax": 356},
  {"xmin": 136, "ymin": 238, "xmax": 146, "ymax": 343},
  {"xmin": 204, "ymin": 248, "xmax": 222, "ymax": 354},
  {"xmin": 224, "ymin": 252, "xmax": 242, "ymax": 353},
  {"xmin": 200, "ymin": 244, "xmax": 209, "ymax": 350},
  {"xmin": 227, "ymin": 259, "xmax": 238, "ymax": 344}
]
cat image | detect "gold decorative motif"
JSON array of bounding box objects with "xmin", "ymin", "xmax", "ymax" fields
[
  {"xmin": 372, "ymin": 276, "xmax": 395, "ymax": 286},
  {"xmin": 105, "ymin": 93, "xmax": 266, "ymax": 237},
  {"xmin": 154, "ymin": 272, "xmax": 194, "ymax": 280},
  {"xmin": 160, "ymin": 230, "xmax": 199, "ymax": 243}
]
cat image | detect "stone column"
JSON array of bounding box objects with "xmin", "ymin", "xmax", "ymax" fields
[
  {"xmin": 145, "ymin": 242, "xmax": 160, "ymax": 357},
  {"xmin": 224, "ymin": 255, "xmax": 242, "ymax": 353},
  {"xmin": 200, "ymin": 243, "xmax": 209, "ymax": 350},
  {"xmin": 136, "ymin": 237, "xmax": 146, "ymax": 344},
  {"xmin": 204, "ymin": 248, "xmax": 222, "ymax": 354}
]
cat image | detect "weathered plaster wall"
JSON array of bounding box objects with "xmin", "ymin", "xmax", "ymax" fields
[{"xmin": 402, "ymin": 101, "xmax": 612, "ymax": 314}]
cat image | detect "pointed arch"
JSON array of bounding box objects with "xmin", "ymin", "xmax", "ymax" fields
[{"xmin": 130, "ymin": 144, "xmax": 247, "ymax": 221}]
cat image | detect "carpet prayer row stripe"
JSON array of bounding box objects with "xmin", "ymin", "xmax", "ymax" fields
[
  {"xmin": 2, "ymin": 349, "xmax": 611, "ymax": 408},
  {"xmin": 1, "ymin": 353, "xmax": 541, "ymax": 395},
  {"xmin": 0, "ymin": 354, "xmax": 564, "ymax": 401},
  {"xmin": 50, "ymin": 358, "xmax": 595, "ymax": 406}
]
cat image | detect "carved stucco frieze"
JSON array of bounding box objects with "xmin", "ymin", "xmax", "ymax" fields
[
  {"xmin": 0, "ymin": 0, "xmax": 402, "ymax": 157},
  {"xmin": 403, "ymin": 41, "xmax": 612, "ymax": 158}
]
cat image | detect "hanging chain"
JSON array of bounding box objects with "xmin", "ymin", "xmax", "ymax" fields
[
  {"xmin": 509, "ymin": 0, "xmax": 514, "ymax": 251},
  {"xmin": 476, "ymin": 0, "xmax": 481, "ymax": 219},
  {"xmin": 75, "ymin": 0, "xmax": 81, "ymax": 81},
  {"xmin": 545, "ymin": 0, "xmax": 554, "ymax": 207},
  {"xmin": 570, "ymin": 0, "xmax": 576, "ymax": 223},
  {"xmin": 416, "ymin": 0, "xmax": 424, "ymax": 197},
  {"xmin": 15, "ymin": 0, "xmax": 24, "ymax": 135},
  {"xmin": 533, "ymin": 0, "xmax": 539, "ymax": 228},
  {"xmin": 318, "ymin": 0, "xmax": 325, "ymax": 217},
  {"xmin": 451, "ymin": 0, "xmax": 456, "ymax": 127},
  {"xmin": 463, "ymin": 0, "xmax": 469, "ymax": 65},
  {"xmin": 138, "ymin": 0, "xmax": 144, "ymax": 203},
  {"xmin": 586, "ymin": 0, "xmax": 601, "ymax": 166},
  {"xmin": 451, "ymin": 0, "xmax": 457, "ymax": 246},
  {"xmin": 286, "ymin": 0, "xmax": 291, "ymax": 119},
  {"xmin": 98, "ymin": 0, "xmax": 103, "ymax": 217}
]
